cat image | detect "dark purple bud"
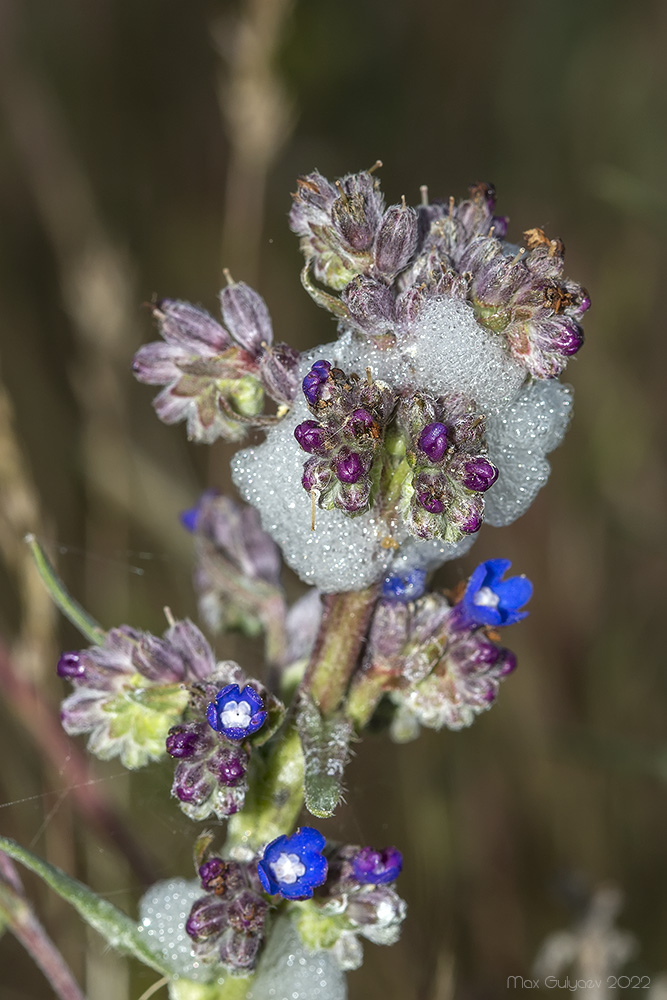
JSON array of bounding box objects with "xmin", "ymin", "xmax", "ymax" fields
[
  {"xmin": 208, "ymin": 747, "xmax": 247, "ymax": 787},
  {"xmin": 498, "ymin": 649, "xmax": 517, "ymax": 675},
  {"xmin": 336, "ymin": 451, "xmax": 365, "ymax": 484},
  {"xmin": 550, "ymin": 320, "xmax": 584, "ymax": 356},
  {"xmin": 341, "ymin": 276, "xmax": 395, "ymax": 336},
  {"xmin": 227, "ymin": 891, "xmax": 268, "ymax": 934},
  {"xmin": 186, "ymin": 895, "xmax": 228, "ymax": 942},
  {"xmin": 418, "ymin": 422, "xmax": 449, "ymax": 463},
  {"xmin": 294, "ymin": 420, "xmax": 326, "ymax": 454},
  {"xmin": 154, "ymin": 300, "xmax": 231, "ymax": 353},
  {"xmin": 57, "ymin": 652, "xmax": 85, "ymax": 679},
  {"xmin": 199, "ymin": 857, "xmax": 229, "ymax": 893},
  {"xmin": 302, "ymin": 359, "xmax": 331, "ymax": 406},
  {"xmin": 219, "ymin": 931, "xmax": 261, "ymax": 970},
  {"xmin": 219, "ymin": 281, "xmax": 273, "ymax": 354},
  {"xmin": 258, "ymin": 342, "xmax": 300, "ymax": 403},
  {"xmin": 347, "ymin": 408, "xmax": 375, "ymax": 436},
  {"xmin": 458, "ymin": 509, "xmax": 483, "ymax": 534},
  {"xmin": 301, "ymin": 457, "xmax": 333, "ymax": 492},
  {"xmin": 461, "ymin": 457, "xmax": 498, "ymax": 492},
  {"xmin": 166, "ymin": 725, "xmax": 209, "ymax": 760},
  {"xmin": 374, "ymin": 204, "xmax": 418, "ymax": 277},
  {"xmin": 173, "ymin": 762, "xmax": 212, "ymax": 804},
  {"xmin": 417, "ymin": 492, "xmax": 445, "ymax": 514}
]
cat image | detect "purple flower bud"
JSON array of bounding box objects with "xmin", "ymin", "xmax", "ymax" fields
[
  {"xmin": 258, "ymin": 342, "xmax": 300, "ymax": 403},
  {"xmin": 154, "ymin": 300, "xmax": 231, "ymax": 354},
  {"xmin": 347, "ymin": 408, "xmax": 375, "ymax": 435},
  {"xmin": 219, "ymin": 281, "xmax": 273, "ymax": 355},
  {"xmin": 219, "ymin": 931, "xmax": 261, "ymax": 970},
  {"xmin": 374, "ymin": 204, "xmax": 418, "ymax": 278},
  {"xmin": 341, "ymin": 276, "xmax": 396, "ymax": 337},
  {"xmin": 302, "ymin": 359, "xmax": 331, "ymax": 406},
  {"xmin": 331, "ymin": 179, "xmax": 381, "ymax": 252},
  {"xmin": 166, "ymin": 724, "xmax": 209, "ymax": 760},
  {"xmin": 173, "ymin": 762, "xmax": 213, "ymax": 804},
  {"xmin": 294, "ymin": 420, "xmax": 326, "ymax": 454},
  {"xmin": 227, "ymin": 891, "xmax": 268, "ymax": 934},
  {"xmin": 185, "ymin": 895, "xmax": 229, "ymax": 942},
  {"xmin": 57, "ymin": 652, "xmax": 85, "ymax": 679},
  {"xmin": 352, "ymin": 846, "xmax": 403, "ymax": 885},
  {"xmin": 417, "ymin": 487, "xmax": 445, "ymax": 514},
  {"xmin": 457, "ymin": 508, "xmax": 483, "ymax": 534},
  {"xmin": 336, "ymin": 451, "xmax": 365, "ymax": 484},
  {"xmin": 199, "ymin": 857, "xmax": 230, "ymax": 893},
  {"xmin": 418, "ymin": 422, "xmax": 449, "ymax": 463},
  {"xmin": 460, "ymin": 457, "xmax": 498, "ymax": 492},
  {"xmin": 301, "ymin": 457, "xmax": 333, "ymax": 493},
  {"xmin": 208, "ymin": 746, "xmax": 247, "ymax": 787},
  {"xmin": 550, "ymin": 320, "xmax": 584, "ymax": 356},
  {"xmin": 498, "ymin": 649, "xmax": 517, "ymax": 675}
]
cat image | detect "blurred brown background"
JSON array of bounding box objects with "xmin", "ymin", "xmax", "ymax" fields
[{"xmin": 1, "ymin": 1, "xmax": 666, "ymax": 997}]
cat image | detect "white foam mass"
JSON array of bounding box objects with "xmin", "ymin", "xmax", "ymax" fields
[
  {"xmin": 398, "ymin": 297, "xmax": 526, "ymax": 415},
  {"xmin": 138, "ymin": 878, "xmax": 216, "ymax": 983},
  {"xmin": 246, "ymin": 917, "xmax": 347, "ymax": 1000},
  {"xmin": 232, "ymin": 301, "xmax": 573, "ymax": 591},
  {"xmin": 484, "ymin": 380, "xmax": 573, "ymax": 526}
]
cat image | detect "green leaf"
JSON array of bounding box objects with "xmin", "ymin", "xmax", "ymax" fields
[
  {"xmin": 0, "ymin": 836, "xmax": 173, "ymax": 977},
  {"xmin": 297, "ymin": 695, "xmax": 352, "ymax": 819}
]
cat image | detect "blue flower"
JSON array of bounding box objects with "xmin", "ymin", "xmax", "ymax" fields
[
  {"xmin": 206, "ymin": 684, "xmax": 267, "ymax": 741},
  {"xmin": 352, "ymin": 846, "xmax": 403, "ymax": 885},
  {"xmin": 381, "ymin": 567, "xmax": 427, "ymax": 603},
  {"xmin": 461, "ymin": 558, "xmax": 532, "ymax": 627},
  {"xmin": 257, "ymin": 827, "xmax": 328, "ymax": 900}
]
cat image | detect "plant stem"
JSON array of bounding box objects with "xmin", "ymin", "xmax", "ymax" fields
[
  {"xmin": 0, "ymin": 852, "xmax": 86, "ymax": 1000},
  {"xmin": 25, "ymin": 534, "xmax": 105, "ymax": 644},
  {"xmin": 303, "ymin": 585, "xmax": 380, "ymax": 717},
  {"xmin": 226, "ymin": 723, "xmax": 305, "ymax": 853}
]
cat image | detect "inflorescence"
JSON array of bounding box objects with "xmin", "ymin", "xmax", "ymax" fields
[{"xmin": 48, "ymin": 163, "xmax": 586, "ymax": 989}]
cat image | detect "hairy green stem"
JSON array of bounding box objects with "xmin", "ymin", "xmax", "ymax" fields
[
  {"xmin": 226, "ymin": 724, "xmax": 305, "ymax": 853},
  {"xmin": 303, "ymin": 585, "xmax": 380, "ymax": 717}
]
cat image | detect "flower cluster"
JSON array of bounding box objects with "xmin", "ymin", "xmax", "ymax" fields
[
  {"xmin": 132, "ymin": 280, "xmax": 299, "ymax": 443},
  {"xmin": 348, "ymin": 559, "xmax": 531, "ymax": 736},
  {"xmin": 292, "ymin": 170, "xmax": 589, "ymax": 380},
  {"xmin": 185, "ymin": 857, "xmax": 269, "ymax": 971},
  {"xmin": 165, "ymin": 664, "xmax": 282, "ymax": 821},
  {"xmin": 396, "ymin": 390, "xmax": 498, "ymax": 541},
  {"xmin": 295, "ymin": 360, "xmax": 396, "ymax": 515}
]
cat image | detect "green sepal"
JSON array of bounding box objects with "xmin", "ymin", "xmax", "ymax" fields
[
  {"xmin": 0, "ymin": 836, "xmax": 173, "ymax": 977},
  {"xmin": 291, "ymin": 899, "xmax": 349, "ymax": 951},
  {"xmin": 297, "ymin": 695, "xmax": 352, "ymax": 819},
  {"xmin": 98, "ymin": 676, "xmax": 189, "ymax": 769}
]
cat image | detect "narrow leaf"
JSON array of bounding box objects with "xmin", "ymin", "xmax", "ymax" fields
[
  {"xmin": 25, "ymin": 534, "xmax": 106, "ymax": 644},
  {"xmin": 297, "ymin": 695, "xmax": 352, "ymax": 819},
  {"xmin": 0, "ymin": 836, "xmax": 173, "ymax": 977}
]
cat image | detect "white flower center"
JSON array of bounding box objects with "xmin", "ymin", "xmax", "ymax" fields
[
  {"xmin": 473, "ymin": 586, "xmax": 500, "ymax": 609},
  {"xmin": 270, "ymin": 852, "xmax": 306, "ymax": 885},
  {"xmin": 220, "ymin": 700, "xmax": 252, "ymax": 729}
]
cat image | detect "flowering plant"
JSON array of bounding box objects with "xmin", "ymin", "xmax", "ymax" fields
[{"xmin": 0, "ymin": 165, "xmax": 587, "ymax": 1000}]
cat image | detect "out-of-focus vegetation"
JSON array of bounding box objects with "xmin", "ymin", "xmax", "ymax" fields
[{"xmin": 1, "ymin": 1, "xmax": 666, "ymax": 997}]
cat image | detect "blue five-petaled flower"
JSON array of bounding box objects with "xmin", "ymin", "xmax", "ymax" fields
[
  {"xmin": 257, "ymin": 827, "xmax": 328, "ymax": 900},
  {"xmin": 206, "ymin": 684, "xmax": 267, "ymax": 741},
  {"xmin": 461, "ymin": 558, "xmax": 532, "ymax": 627}
]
